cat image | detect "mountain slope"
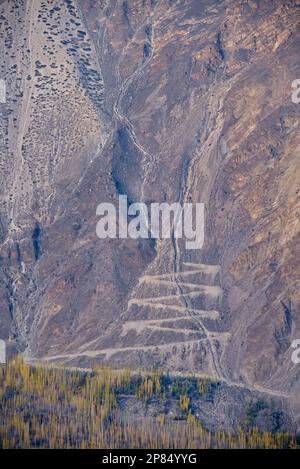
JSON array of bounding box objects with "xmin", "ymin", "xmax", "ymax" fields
[{"xmin": 0, "ymin": 0, "xmax": 300, "ymax": 426}]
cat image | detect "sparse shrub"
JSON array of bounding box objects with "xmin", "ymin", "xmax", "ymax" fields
[{"xmin": 0, "ymin": 358, "xmax": 297, "ymax": 449}]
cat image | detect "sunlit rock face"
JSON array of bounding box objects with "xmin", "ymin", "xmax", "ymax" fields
[{"xmin": 0, "ymin": 0, "xmax": 300, "ymax": 425}]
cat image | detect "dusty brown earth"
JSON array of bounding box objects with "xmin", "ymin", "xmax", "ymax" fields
[{"xmin": 0, "ymin": 0, "xmax": 300, "ymax": 428}]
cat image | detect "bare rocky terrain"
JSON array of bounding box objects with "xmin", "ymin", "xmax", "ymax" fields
[{"xmin": 0, "ymin": 0, "xmax": 300, "ymax": 431}]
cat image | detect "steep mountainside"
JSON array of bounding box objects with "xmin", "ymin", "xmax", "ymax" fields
[{"xmin": 0, "ymin": 0, "xmax": 300, "ymax": 427}]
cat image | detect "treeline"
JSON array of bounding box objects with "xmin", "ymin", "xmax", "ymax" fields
[{"xmin": 0, "ymin": 357, "xmax": 297, "ymax": 449}]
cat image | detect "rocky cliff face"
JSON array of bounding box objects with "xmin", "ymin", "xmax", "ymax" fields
[{"xmin": 0, "ymin": 0, "xmax": 300, "ymax": 426}]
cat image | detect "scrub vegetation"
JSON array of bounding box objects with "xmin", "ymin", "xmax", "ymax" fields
[{"xmin": 0, "ymin": 357, "xmax": 297, "ymax": 449}]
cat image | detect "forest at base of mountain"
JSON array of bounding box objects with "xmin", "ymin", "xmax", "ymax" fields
[{"xmin": 0, "ymin": 357, "xmax": 297, "ymax": 449}]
